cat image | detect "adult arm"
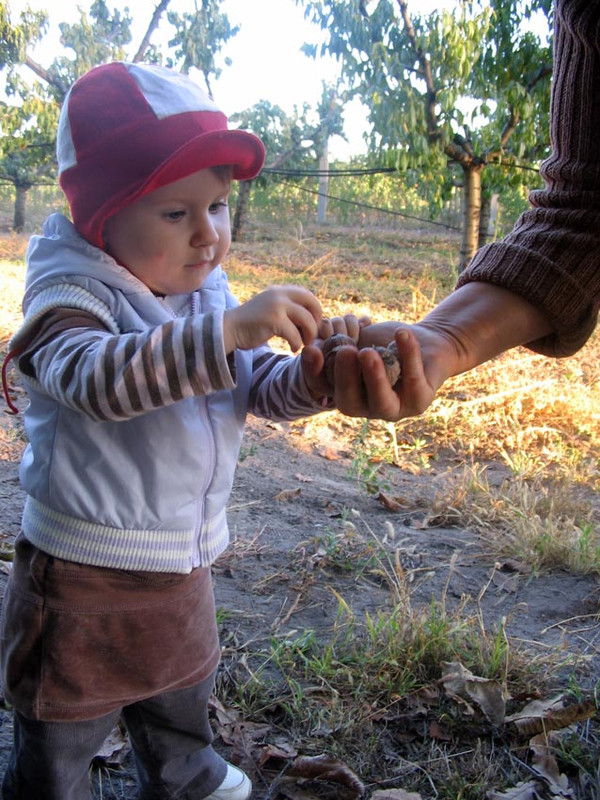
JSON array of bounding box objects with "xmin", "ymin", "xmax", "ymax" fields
[{"xmin": 337, "ymin": 0, "xmax": 600, "ymax": 420}]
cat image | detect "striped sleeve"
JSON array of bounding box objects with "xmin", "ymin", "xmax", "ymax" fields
[
  {"xmin": 24, "ymin": 312, "xmax": 235, "ymax": 422},
  {"xmin": 248, "ymin": 345, "xmax": 332, "ymax": 421}
]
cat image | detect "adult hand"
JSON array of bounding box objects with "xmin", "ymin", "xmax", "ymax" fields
[
  {"xmin": 331, "ymin": 324, "xmax": 450, "ymax": 420},
  {"xmin": 330, "ymin": 283, "xmax": 553, "ymax": 421}
]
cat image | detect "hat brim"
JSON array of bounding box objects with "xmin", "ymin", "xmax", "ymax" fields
[{"xmin": 143, "ymin": 128, "xmax": 266, "ymax": 193}]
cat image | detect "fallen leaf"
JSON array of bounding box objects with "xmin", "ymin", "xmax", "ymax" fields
[
  {"xmin": 371, "ymin": 790, "xmax": 423, "ymax": 799},
  {"xmin": 316, "ymin": 446, "xmax": 342, "ymax": 460},
  {"xmin": 286, "ymin": 753, "xmax": 365, "ymax": 796},
  {"xmin": 530, "ymin": 750, "xmax": 572, "ymax": 792},
  {"xmin": 210, "ymin": 695, "xmax": 272, "ymax": 768},
  {"xmin": 274, "ymin": 488, "xmax": 302, "ymax": 502},
  {"xmin": 511, "ymin": 689, "xmax": 543, "ymax": 704},
  {"xmin": 428, "ymin": 719, "xmax": 451, "ymax": 741},
  {"xmin": 506, "ymin": 697, "xmax": 596, "ymax": 737},
  {"xmin": 258, "ymin": 740, "xmax": 298, "ymax": 766},
  {"xmin": 210, "ymin": 695, "xmax": 239, "ymax": 726},
  {"xmin": 487, "ymin": 779, "xmax": 544, "ymax": 799},
  {"xmin": 505, "ymin": 696, "xmax": 564, "ymax": 724},
  {"xmin": 402, "ymin": 685, "xmax": 441, "ymax": 714},
  {"xmin": 218, "ymin": 719, "xmax": 271, "ymax": 747},
  {"xmin": 295, "ymin": 473, "xmax": 313, "ymax": 483},
  {"xmin": 498, "ymin": 558, "xmax": 532, "ymax": 575},
  {"xmin": 377, "ymin": 492, "xmax": 405, "ymax": 512},
  {"xmin": 441, "ymin": 661, "xmax": 506, "ymax": 726}
]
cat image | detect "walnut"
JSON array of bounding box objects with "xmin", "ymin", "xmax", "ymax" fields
[
  {"xmin": 387, "ymin": 340, "xmax": 398, "ymax": 358},
  {"xmin": 321, "ymin": 334, "xmax": 401, "ymax": 387},
  {"xmin": 322, "ymin": 333, "xmax": 357, "ymax": 384},
  {"xmin": 371, "ymin": 345, "xmax": 401, "ymax": 387}
]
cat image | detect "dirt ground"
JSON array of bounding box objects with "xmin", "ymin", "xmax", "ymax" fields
[{"xmin": 0, "ymin": 392, "xmax": 598, "ymax": 798}]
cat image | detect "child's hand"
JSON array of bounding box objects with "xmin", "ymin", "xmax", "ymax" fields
[{"xmin": 223, "ymin": 285, "xmax": 323, "ymax": 353}]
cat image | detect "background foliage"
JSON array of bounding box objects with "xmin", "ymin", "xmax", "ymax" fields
[{"xmin": 1, "ymin": 0, "xmax": 550, "ymax": 264}]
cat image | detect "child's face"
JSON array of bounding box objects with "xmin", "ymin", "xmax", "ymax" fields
[{"xmin": 103, "ymin": 168, "xmax": 232, "ymax": 296}]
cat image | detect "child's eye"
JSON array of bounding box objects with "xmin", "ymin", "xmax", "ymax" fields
[
  {"xmin": 210, "ymin": 200, "xmax": 229, "ymax": 213},
  {"xmin": 164, "ymin": 209, "xmax": 186, "ymax": 222}
]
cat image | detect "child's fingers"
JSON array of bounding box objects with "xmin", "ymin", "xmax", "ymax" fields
[
  {"xmin": 278, "ymin": 285, "xmax": 322, "ymax": 326},
  {"xmin": 282, "ymin": 306, "xmax": 322, "ymax": 350},
  {"xmin": 340, "ymin": 314, "xmax": 360, "ymax": 341},
  {"xmin": 318, "ymin": 318, "xmax": 335, "ymax": 340},
  {"xmin": 317, "ymin": 314, "xmax": 362, "ymax": 341}
]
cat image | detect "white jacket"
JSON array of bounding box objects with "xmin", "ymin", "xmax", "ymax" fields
[{"xmin": 10, "ymin": 214, "xmax": 323, "ymax": 573}]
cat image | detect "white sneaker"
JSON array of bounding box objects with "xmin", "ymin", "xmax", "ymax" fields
[{"xmin": 205, "ymin": 763, "xmax": 252, "ymax": 800}]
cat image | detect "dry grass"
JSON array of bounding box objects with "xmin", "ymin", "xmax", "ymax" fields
[{"xmin": 229, "ymin": 220, "xmax": 600, "ymax": 579}]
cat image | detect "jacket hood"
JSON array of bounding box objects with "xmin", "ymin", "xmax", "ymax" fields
[{"xmin": 24, "ymin": 213, "xmax": 143, "ymax": 307}]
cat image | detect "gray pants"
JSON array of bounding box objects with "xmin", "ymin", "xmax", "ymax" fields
[{"xmin": 1, "ymin": 676, "xmax": 227, "ymax": 800}]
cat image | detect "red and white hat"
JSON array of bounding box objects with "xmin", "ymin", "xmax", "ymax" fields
[{"xmin": 57, "ymin": 61, "xmax": 266, "ymax": 248}]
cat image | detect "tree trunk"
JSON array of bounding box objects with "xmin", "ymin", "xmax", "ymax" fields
[
  {"xmin": 13, "ymin": 184, "xmax": 28, "ymax": 233},
  {"xmin": 477, "ymin": 192, "xmax": 492, "ymax": 249},
  {"xmin": 317, "ymin": 144, "xmax": 329, "ymax": 224},
  {"xmin": 232, "ymin": 180, "xmax": 252, "ymax": 242},
  {"xmin": 459, "ymin": 164, "xmax": 483, "ymax": 270}
]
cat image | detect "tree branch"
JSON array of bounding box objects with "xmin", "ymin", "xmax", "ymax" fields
[
  {"xmin": 24, "ymin": 54, "xmax": 68, "ymax": 95},
  {"xmin": 500, "ymin": 108, "xmax": 519, "ymax": 148},
  {"xmin": 527, "ymin": 64, "xmax": 552, "ymax": 93},
  {"xmin": 132, "ymin": 0, "xmax": 172, "ymax": 63},
  {"xmin": 445, "ymin": 138, "xmax": 474, "ymax": 168},
  {"xmin": 396, "ymin": 0, "xmax": 438, "ymax": 139},
  {"xmin": 500, "ymin": 65, "xmax": 551, "ymax": 149}
]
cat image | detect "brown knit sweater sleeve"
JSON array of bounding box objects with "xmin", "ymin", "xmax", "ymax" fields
[{"xmin": 456, "ymin": 0, "xmax": 600, "ymax": 357}]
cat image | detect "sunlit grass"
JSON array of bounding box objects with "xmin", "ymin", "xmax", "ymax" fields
[
  {"xmin": 426, "ymin": 464, "xmax": 600, "ymax": 574},
  {"xmin": 0, "ymin": 259, "xmax": 25, "ymax": 343}
]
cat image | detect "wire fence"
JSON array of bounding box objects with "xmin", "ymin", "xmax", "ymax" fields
[
  {"xmin": 260, "ymin": 159, "xmax": 542, "ymax": 233},
  {"xmin": 0, "ymin": 158, "xmax": 541, "ymax": 238},
  {"xmin": 270, "ymin": 177, "xmax": 461, "ymax": 231}
]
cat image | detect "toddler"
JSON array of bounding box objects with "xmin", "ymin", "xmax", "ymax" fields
[{"xmin": 0, "ymin": 62, "xmax": 360, "ymax": 800}]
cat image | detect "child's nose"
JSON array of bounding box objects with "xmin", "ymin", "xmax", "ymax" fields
[{"xmin": 190, "ymin": 215, "xmax": 218, "ymax": 247}]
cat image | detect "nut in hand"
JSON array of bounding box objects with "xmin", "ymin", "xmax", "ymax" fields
[
  {"xmin": 372, "ymin": 345, "xmax": 401, "ymax": 387},
  {"xmin": 322, "ymin": 333, "xmax": 357, "ymax": 384},
  {"xmin": 322, "ymin": 333, "xmax": 357, "ymax": 359},
  {"xmin": 321, "ymin": 333, "xmax": 401, "ymax": 388},
  {"xmin": 387, "ymin": 340, "xmax": 398, "ymax": 358}
]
